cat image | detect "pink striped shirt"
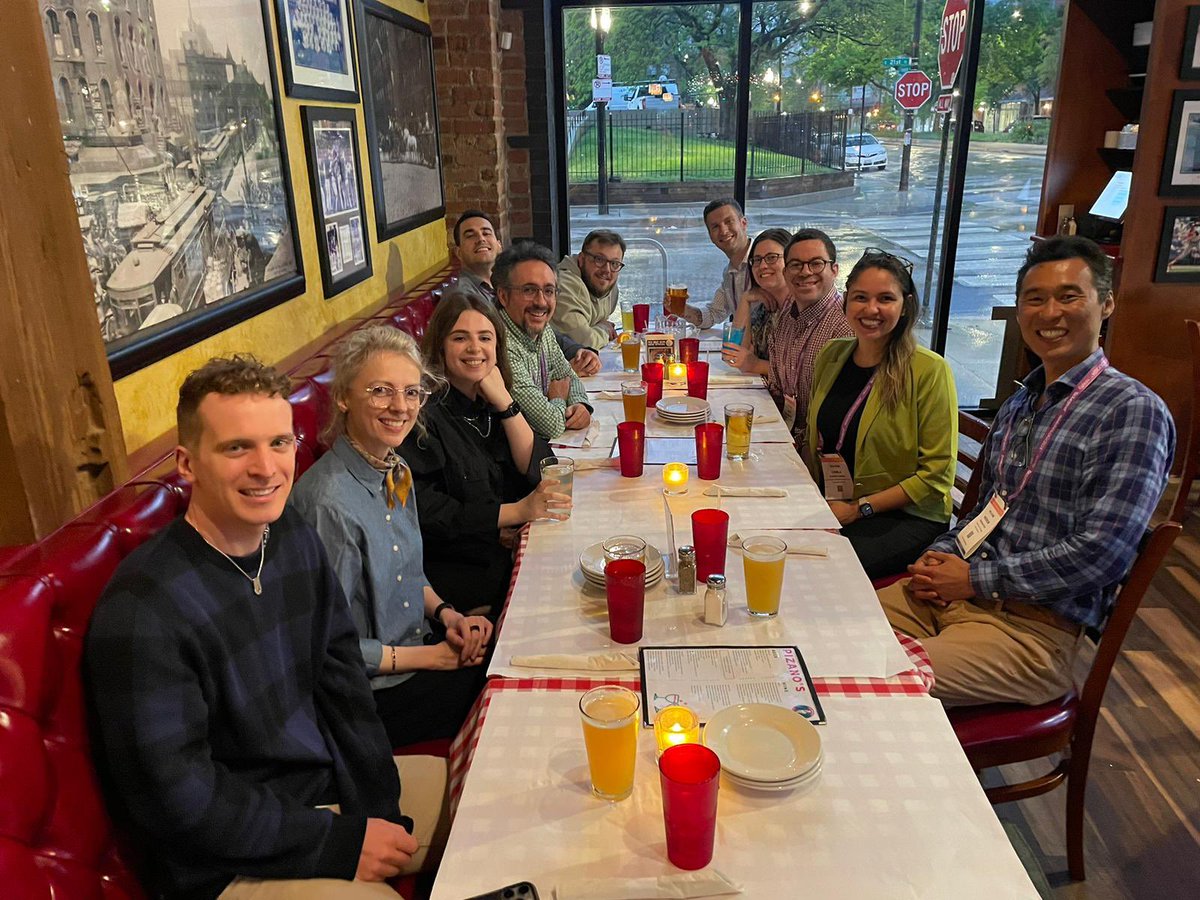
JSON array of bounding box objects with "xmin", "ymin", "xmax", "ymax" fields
[{"xmin": 767, "ymin": 288, "xmax": 852, "ymax": 444}]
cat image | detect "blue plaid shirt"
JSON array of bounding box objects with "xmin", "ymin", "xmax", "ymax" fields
[{"xmin": 927, "ymin": 349, "xmax": 1175, "ymax": 629}]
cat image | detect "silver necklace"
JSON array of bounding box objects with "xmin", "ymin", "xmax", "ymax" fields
[
  {"xmin": 461, "ymin": 411, "xmax": 493, "ymax": 439},
  {"xmin": 192, "ymin": 519, "xmax": 270, "ymax": 595}
]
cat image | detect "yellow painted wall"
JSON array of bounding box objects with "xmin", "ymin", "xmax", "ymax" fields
[{"xmin": 114, "ymin": 0, "xmax": 447, "ymax": 453}]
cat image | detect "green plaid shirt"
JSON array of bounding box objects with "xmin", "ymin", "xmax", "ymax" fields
[{"xmin": 498, "ymin": 306, "xmax": 589, "ymax": 439}]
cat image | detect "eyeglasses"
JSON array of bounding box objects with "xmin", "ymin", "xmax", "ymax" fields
[
  {"xmin": 515, "ymin": 284, "xmax": 558, "ymax": 300},
  {"xmin": 583, "ymin": 250, "xmax": 626, "ymax": 271},
  {"xmin": 749, "ymin": 252, "xmax": 784, "ymax": 267},
  {"xmin": 1010, "ymin": 414, "xmax": 1034, "ymax": 468},
  {"xmin": 785, "ymin": 258, "xmax": 833, "ymax": 274},
  {"xmin": 861, "ymin": 247, "xmax": 915, "ymax": 274},
  {"xmin": 364, "ymin": 384, "xmax": 432, "ymax": 409}
]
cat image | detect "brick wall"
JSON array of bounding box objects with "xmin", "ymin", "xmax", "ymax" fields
[{"xmin": 499, "ymin": 7, "xmax": 532, "ymax": 241}]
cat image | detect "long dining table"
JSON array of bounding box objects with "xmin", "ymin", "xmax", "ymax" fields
[{"xmin": 428, "ymin": 336, "xmax": 1038, "ymax": 899}]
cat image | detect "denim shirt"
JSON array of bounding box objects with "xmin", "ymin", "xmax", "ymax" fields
[{"xmin": 291, "ymin": 435, "xmax": 431, "ymax": 689}]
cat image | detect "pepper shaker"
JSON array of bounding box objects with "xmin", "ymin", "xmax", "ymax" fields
[
  {"xmin": 703, "ymin": 574, "xmax": 727, "ymax": 626},
  {"xmin": 677, "ymin": 545, "xmax": 697, "ymax": 594}
]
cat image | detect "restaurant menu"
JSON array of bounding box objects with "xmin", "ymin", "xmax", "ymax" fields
[{"xmin": 638, "ymin": 645, "xmax": 826, "ymax": 727}]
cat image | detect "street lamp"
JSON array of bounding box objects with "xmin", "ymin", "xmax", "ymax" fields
[{"xmin": 591, "ymin": 7, "xmax": 611, "ymax": 215}]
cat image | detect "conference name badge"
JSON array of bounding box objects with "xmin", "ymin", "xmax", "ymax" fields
[
  {"xmin": 955, "ymin": 492, "xmax": 1008, "ymax": 558},
  {"xmin": 819, "ymin": 453, "xmax": 855, "ymax": 501}
]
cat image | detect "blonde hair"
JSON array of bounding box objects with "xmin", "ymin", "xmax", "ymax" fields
[{"xmin": 323, "ymin": 325, "xmax": 443, "ymax": 446}]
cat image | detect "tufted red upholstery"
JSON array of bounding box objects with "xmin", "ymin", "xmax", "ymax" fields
[
  {"xmin": 948, "ymin": 690, "xmax": 1078, "ymax": 769},
  {"xmin": 0, "ymin": 270, "xmax": 451, "ymax": 898}
]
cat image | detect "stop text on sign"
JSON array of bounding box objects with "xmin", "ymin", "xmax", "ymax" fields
[
  {"xmin": 938, "ymin": 0, "xmax": 969, "ymax": 91},
  {"xmin": 894, "ymin": 70, "xmax": 933, "ymax": 110}
]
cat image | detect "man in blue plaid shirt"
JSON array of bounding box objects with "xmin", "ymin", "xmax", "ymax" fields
[{"xmin": 878, "ymin": 237, "xmax": 1175, "ymax": 706}]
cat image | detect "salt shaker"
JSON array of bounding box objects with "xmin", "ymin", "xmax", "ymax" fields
[
  {"xmin": 703, "ymin": 574, "xmax": 727, "ymax": 626},
  {"xmin": 677, "ymin": 546, "xmax": 697, "ymax": 594}
]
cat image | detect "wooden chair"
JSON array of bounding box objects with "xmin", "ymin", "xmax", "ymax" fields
[
  {"xmin": 954, "ymin": 409, "xmax": 990, "ymax": 519},
  {"xmin": 1167, "ymin": 319, "xmax": 1200, "ymax": 523},
  {"xmin": 947, "ymin": 522, "xmax": 1180, "ymax": 880}
]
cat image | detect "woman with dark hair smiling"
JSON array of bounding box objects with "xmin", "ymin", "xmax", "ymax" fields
[
  {"xmin": 722, "ymin": 227, "xmax": 793, "ymax": 376},
  {"xmin": 401, "ymin": 294, "xmax": 570, "ymax": 617},
  {"xmin": 805, "ymin": 250, "xmax": 958, "ymax": 579}
]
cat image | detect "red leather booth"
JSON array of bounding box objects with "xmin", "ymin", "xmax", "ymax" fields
[{"xmin": 0, "ymin": 271, "xmax": 454, "ymax": 898}]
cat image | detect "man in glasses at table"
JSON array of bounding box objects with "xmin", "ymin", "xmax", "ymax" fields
[
  {"xmin": 878, "ymin": 236, "xmax": 1175, "ymax": 707},
  {"xmin": 495, "ymin": 241, "xmax": 593, "ymax": 440},
  {"xmin": 553, "ymin": 228, "xmax": 625, "ymax": 349},
  {"xmin": 682, "ymin": 198, "xmax": 752, "ymax": 329},
  {"xmin": 771, "ymin": 228, "xmax": 852, "ymax": 447},
  {"xmin": 449, "ymin": 209, "xmax": 601, "ymax": 376}
]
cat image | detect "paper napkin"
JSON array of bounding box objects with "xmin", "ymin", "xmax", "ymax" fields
[{"xmin": 555, "ymin": 870, "xmax": 743, "ymax": 900}]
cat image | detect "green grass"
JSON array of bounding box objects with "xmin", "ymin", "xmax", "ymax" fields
[{"xmin": 568, "ymin": 125, "xmax": 834, "ymax": 183}]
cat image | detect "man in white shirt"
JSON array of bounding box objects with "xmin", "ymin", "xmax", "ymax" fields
[{"xmin": 682, "ymin": 198, "xmax": 751, "ymax": 329}]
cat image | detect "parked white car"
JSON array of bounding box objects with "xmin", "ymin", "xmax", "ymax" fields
[{"xmin": 845, "ymin": 133, "xmax": 888, "ymax": 170}]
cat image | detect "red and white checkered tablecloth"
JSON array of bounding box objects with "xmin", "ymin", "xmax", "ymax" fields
[{"xmin": 447, "ymin": 631, "xmax": 934, "ymax": 816}]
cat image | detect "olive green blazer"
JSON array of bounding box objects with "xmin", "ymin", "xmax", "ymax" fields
[{"xmin": 805, "ymin": 338, "xmax": 958, "ymax": 523}]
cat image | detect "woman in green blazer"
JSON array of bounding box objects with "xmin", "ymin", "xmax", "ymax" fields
[{"xmin": 805, "ymin": 250, "xmax": 958, "ymax": 579}]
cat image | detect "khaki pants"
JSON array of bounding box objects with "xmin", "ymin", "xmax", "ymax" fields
[
  {"xmin": 878, "ymin": 579, "xmax": 1082, "ymax": 706},
  {"xmin": 219, "ymin": 755, "xmax": 450, "ymax": 899}
]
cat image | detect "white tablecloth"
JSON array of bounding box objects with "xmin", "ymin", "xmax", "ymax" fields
[
  {"xmin": 488, "ymin": 528, "xmax": 907, "ymax": 681},
  {"xmin": 566, "ymin": 389, "xmax": 794, "ymax": 446},
  {"xmin": 580, "ymin": 345, "xmax": 763, "ymax": 392},
  {"xmin": 430, "ymin": 692, "xmax": 1038, "ymax": 900}
]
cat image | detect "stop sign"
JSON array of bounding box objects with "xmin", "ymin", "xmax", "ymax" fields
[
  {"xmin": 894, "ymin": 70, "xmax": 933, "ymax": 110},
  {"xmin": 939, "ymin": 0, "xmax": 970, "ymax": 91}
]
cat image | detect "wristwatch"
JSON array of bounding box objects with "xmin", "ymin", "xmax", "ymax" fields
[
  {"xmin": 496, "ymin": 400, "xmax": 521, "ymax": 420},
  {"xmin": 431, "ymin": 601, "xmax": 457, "ymax": 624},
  {"xmin": 858, "ymin": 500, "xmax": 875, "ymax": 519}
]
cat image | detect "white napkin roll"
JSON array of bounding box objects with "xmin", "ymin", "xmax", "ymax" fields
[
  {"xmin": 702, "ymin": 486, "xmax": 788, "ymax": 498},
  {"xmin": 510, "ymin": 652, "xmax": 639, "ymax": 671},
  {"xmin": 555, "ymin": 870, "xmax": 743, "ymax": 900}
]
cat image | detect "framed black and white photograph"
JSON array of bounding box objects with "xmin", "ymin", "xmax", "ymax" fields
[
  {"xmin": 274, "ymin": 0, "xmax": 359, "ymax": 102},
  {"xmin": 1155, "ymin": 207, "xmax": 1200, "ymax": 282},
  {"xmin": 301, "ymin": 106, "xmax": 372, "ymax": 296},
  {"xmin": 1183, "ymin": 7, "xmax": 1200, "ymax": 80},
  {"xmin": 1161, "ymin": 90, "xmax": 1200, "ymax": 197},
  {"xmin": 40, "ymin": 0, "xmax": 305, "ymax": 376},
  {"xmin": 357, "ymin": 0, "xmax": 445, "ymax": 241}
]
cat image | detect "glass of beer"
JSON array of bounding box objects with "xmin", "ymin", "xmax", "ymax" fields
[
  {"xmin": 724, "ymin": 403, "xmax": 753, "ymax": 460},
  {"xmin": 538, "ymin": 456, "xmax": 574, "ymax": 522},
  {"xmin": 580, "ymin": 685, "xmax": 641, "ymax": 801},
  {"xmin": 742, "ymin": 535, "xmax": 786, "ymax": 617},
  {"xmin": 621, "ymin": 380, "xmax": 648, "ymax": 423},
  {"xmin": 620, "ymin": 333, "xmax": 642, "ymax": 372},
  {"xmin": 667, "ymin": 283, "xmax": 689, "ymax": 317},
  {"xmin": 620, "ymin": 299, "xmax": 635, "ymax": 334}
]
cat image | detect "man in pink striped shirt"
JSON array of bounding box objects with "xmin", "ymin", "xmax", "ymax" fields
[{"xmin": 769, "ymin": 229, "xmax": 853, "ymax": 449}]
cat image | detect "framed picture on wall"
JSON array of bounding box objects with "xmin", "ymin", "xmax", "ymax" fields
[
  {"xmin": 357, "ymin": 0, "xmax": 446, "ymax": 241},
  {"xmin": 1183, "ymin": 7, "xmax": 1200, "ymax": 80},
  {"xmin": 301, "ymin": 106, "xmax": 372, "ymax": 296},
  {"xmin": 1160, "ymin": 90, "xmax": 1200, "ymax": 197},
  {"xmin": 38, "ymin": 0, "xmax": 305, "ymax": 377},
  {"xmin": 274, "ymin": 0, "xmax": 359, "ymax": 102},
  {"xmin": 1155, "ymin": 207, "xmax": 1200, "ymax": 283}
]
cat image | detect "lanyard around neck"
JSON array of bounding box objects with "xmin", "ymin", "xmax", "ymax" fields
[{"xmin": 817, "ymin": 370, "xmax": 876, "ymax": 454}]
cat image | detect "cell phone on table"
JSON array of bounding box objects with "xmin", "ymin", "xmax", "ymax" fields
[{"xmin": 463, "ymin": 882, "xmax": 540, "ymax": 900}]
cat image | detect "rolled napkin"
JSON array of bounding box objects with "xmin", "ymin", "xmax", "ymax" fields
[
  {"xmin": 702, "ymin": 486, "xmax": 788, "ymax": 498},
  {"xmin": 510, "ymin": 652, "xmax": 639, "ymax": 671},
  {"xmin": 752, "ymin": 413, "xmax": 780, "ymax": 424},
  {"xmin": 707, "ymin": 374, "xmax": 762, "ymax": 386},
  {"xmin": 555, "ymin": 871, "xmax": 743, "ymax": 900},
  {"xmin": 597, "ymin": 390, "xmax": 625, "ymax": 401},
  {"xmin": 725, "ymin": 533, "xmax": 829, "ymax": 558},
  {"xmin": 572, "ymin": 457, "xmax": 618, "ymax": 472},
  {"xmin": 552, "ymin": 419, "xmax": 602, "ymax": 450}
]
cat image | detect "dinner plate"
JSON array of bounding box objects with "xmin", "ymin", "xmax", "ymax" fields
[
  {"xmin": 703, "ymin": 703, "xmax": 823, "ymax": 783},
  {"xmin": 723, "ymin": 757, "xmax": 824, "ymax": 793},
  {"xmin": 656, "ymin": 397, "xmax": 710, "ymax": 418},
  {"xmin": 582, "ymin": 568, "xmax": 664, "ymax": 590},
  {"xmin": 579, "ymin": 542, "xmax": 665, "ymax": 583}
]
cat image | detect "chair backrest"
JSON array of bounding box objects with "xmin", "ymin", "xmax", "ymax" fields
[
  {"xmin": 1168, "ymin": 319, "xmax": 1200, "ymax": 523},
  {"xmin": 955, "ymin": 410, "xmax": 990, "ymax": 517}
]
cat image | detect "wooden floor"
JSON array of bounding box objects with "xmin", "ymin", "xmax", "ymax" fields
[{"xmin": 988, "ymin": 499, "xmax": 1200, "ymax": 897}]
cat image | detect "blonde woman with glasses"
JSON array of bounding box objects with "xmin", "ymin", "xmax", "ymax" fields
[
  {"xmin": 805, "ymin": 250, "xmax": 958, "ymax": 579},
  {"xmin": 291, "ymin": 325, "xmax": 493, "ymax": 749}
]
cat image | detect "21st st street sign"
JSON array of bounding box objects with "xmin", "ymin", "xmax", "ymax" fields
[
  {"xmin": 894, "ymin": 70, "xmax": 933, "ymax": 110},
  {"xmin": 939, "ymin": 0, "xmax": 969, "ymax": 91}
]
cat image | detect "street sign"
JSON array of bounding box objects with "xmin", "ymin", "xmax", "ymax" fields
[
  {"xmin": 938, "ymin": 0, "xmax": 969, "ymax": 91},
  {"xmin": 883, "ymin": 55, "xmax": 915, "ymax": 70},
  {"xmin": 934, "ymin": 93, "xmax": 954, "ymax": 115},
  {"xmin": 597, "ymin": 54, "xmax": 611, "ymax": 78},
  {"xmin": 592, "ymin": 77, "xmax": 612, "ymax": 103},
  {"xmin": 894, "ymin": 70, "xmax": 933, "ymax": 110}
]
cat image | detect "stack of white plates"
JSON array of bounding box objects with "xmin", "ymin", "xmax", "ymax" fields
[
  {"xmin": 579, "ymin": 541, "xmax": 665, "ymax": 589},
  {"xmin": 703, "ymin": 703, "xmax": 824, "ymax": 792},
  {"xmin": 655, "ymin": 396, "xmax": 710, "ymax": 426}
]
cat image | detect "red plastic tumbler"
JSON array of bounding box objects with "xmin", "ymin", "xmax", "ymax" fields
[
  {"xmin": 659, "ymin": 743, "xmax": 720, "ymax": 870},
  {"xmin": 694, "ymin": 424, "xmax": 724, "ymax": 481},
  {"xmin": 605, "ymin": 558, "xmax": 646, "ymax": 644},
  {"xmin": 678, "ymin": 337, "xmax": 700, "ymax": 364},
  {"xmin": 617, "ymin": 421, "xmax": 645, "ymax": 477},
  {"xmin": 691, "ymin": 509, "xmax": 729, "ymax": 582},
  {"xmin": 686, "ymin": 361, "xmax": 710, "ymax": 400},
  {"xmin": 641, "ymin": 362, "xmax": 664, "ymax": 409},
  {"xmin": 632, "ymin": 303, "xmax": 651, "ymax": 333}
]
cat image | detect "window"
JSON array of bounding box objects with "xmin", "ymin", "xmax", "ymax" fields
[
  {"xmin": 100, "ymin": 79, "xmax": 114, "ymax": 125},
  {"xmin": 47, "ymin": 10, "xmax": 64, "ymax": 57},
  {"xmin": 89, "ymin": 12, "xmax": 102, "ymax": 55},
  {"xmin": 57, "ymin": 76, "xmax": 74, "ymax": 122},
  {"xmin": 65, "ymin": 11, "xmax": 81, "ymax": 56},
  {"xmin": 113, "ymin": 16, "xmax": 122, "ymax": 62}
]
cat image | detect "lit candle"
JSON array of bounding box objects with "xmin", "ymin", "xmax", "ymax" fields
[
  {"xmin": 663, "ymin": 462, "xmax": 689, "ymax": 495},
  {"xmin": 654, "ymin": 705, "xmax": 700, "ymax": 755},
  {"xmin": 668, "ymin": 361, "xmax": 688, "ymax": 382}
]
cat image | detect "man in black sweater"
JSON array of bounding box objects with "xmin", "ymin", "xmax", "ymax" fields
[{"xmin": 85, "ymin": 356, "xmax": 438, "ymax": 899}]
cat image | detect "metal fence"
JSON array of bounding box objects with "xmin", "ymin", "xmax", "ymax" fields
[{"xmin": 566, "ymin": 108, "xmax": 850, "ymax": 183}]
